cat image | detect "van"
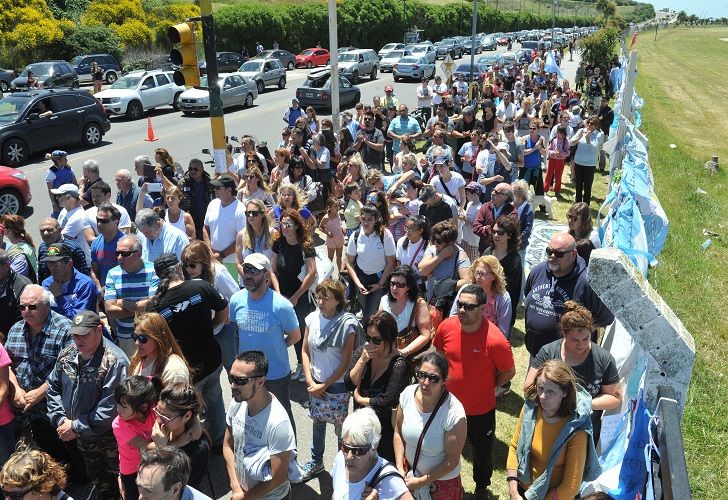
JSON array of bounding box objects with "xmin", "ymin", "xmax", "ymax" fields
[{"xmin": 337, "ymin": 49, "xmax": 379, "ymax": 83}]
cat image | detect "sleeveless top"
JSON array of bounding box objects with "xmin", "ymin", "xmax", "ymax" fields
[
  {"xmin": 380, "ymin": 295, "xmax": 415, "ymax": 332},
  {"xmin": 524, "ymin": 135, "xmax": 542, "ymax": 169},
  {"xmin": 165, "ymin": 209, "xmax": 188, "ymax": 235}
]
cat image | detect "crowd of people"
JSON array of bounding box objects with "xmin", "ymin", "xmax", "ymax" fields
[{"xmin": 0, "ymin": 50, "xmax": 624, "ymax": 500}]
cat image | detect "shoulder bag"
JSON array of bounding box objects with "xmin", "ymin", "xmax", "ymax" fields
[{"xmin": 396, "ymin": 298, "xmax": 434, "ymax": 363}]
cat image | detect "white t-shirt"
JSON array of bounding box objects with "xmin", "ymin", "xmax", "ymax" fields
[
  {"xmin": 226, "ymin": 397, "xmax": 296, "ymax": 500},
  {"xmin": 204, "ymin": 198, "xmax": 247, "ymax": 254},
  {"xmin": 432, "ymin": 83, "xmax": 447, "ymax": 105},
  {"xmin": 211, "ymin": 263, "xmax": 240, "ymax": 334},
  {"xmin": 304, "ymin": 311, "xmax": 356, "ymax": 384},
  {"xmin": 331, "ymin": 452, "xmax": 409, "ymax": 500},
  {"xmin": 462, "ymin": 200, "xmax": 482, "ymax": 246},
  {"xmin": 86, "ymin": 204, "xmax": 131, "ymax": 235},
  {"xmin": 431, "ymin": 173, "xmax": 465, "ymax": 204},
  {"xmin": 135, "ymin": 353, "xmax": 190, "ymax": 385},
  {"xmin": 416, "ymin": 84, "xmax": 433, "ymax": 109},
  {"xmin": 475, "ymin": 150, "xmax": 496, "ymax": 180},
  {"xmin": 346, "ymin": 228, "xmax": 396, "ymax": 275},
  {"xmin": 58, "ymin": 206, "xmax": 92, "ymax": 266},
  {"xmin": 453, "ymin": 81, "xmax": 468, "ymax": 96},
  {"xmin": 396, "ymin": 236, "xmax": 427, "ymax": 274},
  {"xmin": 398, "ymin": 384, "xmax": 466, "ymax": 480},
  {"xmin": 496, "ymin": 101, "xmax": 518, "ymax": 121}
]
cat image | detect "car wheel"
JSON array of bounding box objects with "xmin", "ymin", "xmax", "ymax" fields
[
  {"xmin": 278, "ymin": 76, "xmax": 286, "ymax": 89},
  {"xmin": 105, "ymin": 72, "xmax": 117, "ymax": 84},
  {"xmin": 82, "ymin": 122, "xmax": 103, "ymax": 146},
  {"xmin": 2, "ymin": 139, "xmax": 27, "ymax": 167},
  {"xmin": 256, "ymin": 80, "xmax": 265, "ymax": 95},
  {"xmin": 172, "ymin": 92, "xmax": 182, "ymax": 111},
  {"xmin": 306, "ymin": 61, "xmax": 313, "ymax": 69},
  {"xmin": 0, "ymin": 81, "xmax": 8, "ymax": 93},
  {"xmin": 287, "ymin": 61, "xmax": 294, "ymax": 70},
  {"xmin": 351, "ymin": 71, "xmax": 359, "ymax": 84},
  {"xmin": 325, "ymin": 59, "xmax": 330, "ymax": 66},
  {"xmin": 393, "ymin": 76, "xmax": 399, "ymax": 82},
  {"xmin": 244, "ymin": 93, "xmax": 254, "ymax": 108},
  {"xmin": 0, "ymin": 188, "xmax": 22, "ymax": 215},
  {"xmin": 182, "ymin": 111, "xmax": 192, "ymax": 116},
  {"xmin": 370, "ymin": 67, "xmax": 377, "ymax": 80},
  {"xmin": 126, "ymin": 100, "xmax": 144, "ymax": 120}
]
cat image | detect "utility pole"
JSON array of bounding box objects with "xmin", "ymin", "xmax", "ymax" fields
[
  {"xmin": 469, "ymin": 0, "xmax": 478, "ymax": 101},
  {"xmin": 328, "ymin": 0, "xmax": 340, "ymax": 133},
  {"xmin": 199, "ymin": 0, "xmax": 226, "ymax": 173},
  {"xmin": 551, "ymin": 0, "xmax": 556, "ymax": 43}
]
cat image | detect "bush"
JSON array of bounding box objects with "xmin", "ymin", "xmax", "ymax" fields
[
  {"xmin": 578, "ymin": 26, "xmax": 620, "ymax": 67},
  {"xmin": 65, "ymin": 25, "xmax": 124, "ymax": 64}
]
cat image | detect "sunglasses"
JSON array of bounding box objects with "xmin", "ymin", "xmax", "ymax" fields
[
  {"xmin": 433, "ymin": 238, "xmax": 444, "ymax": 245},
  {"xmin": 243, "ymin": 265, "xmax": 265, "ymax": 275},
  {"xmin": 389, "ymin": 281, "xmax": 407, "ymax": 289},
  {"xmin": 456, "ymin": 301, "xmax": 480, "ymax": 311},
  {"xmin": 493, "ymin": 229, "xmax": 507, "ymax": 236},
  {"xmin": 340, "ymin": 442, "xmax": 370, "ymax": 456},
  {"xmin": 19, "ymin": 303, "xmax": 39, "ymax": 311},
  {"xmin": 545, "ymin": 247, "xmax": 570, "ymax": 258},
  {"xmin": 153, "ymin": 407, "xmax": 181, "ymax": 423},
  {"xmin": 365, "ymin": 334, "xmax": 384, "ymax": 345},
  {"xmin": 245, "ymin": 175, "xmax": 257, "ymax": 180},
  {"xmin": 229, "ymin": 374, "xmax": 262, "ymax": 386},
  {"xmin": 416, "ymin": 370, "xmax": 443, "ymax": 384},
  {"xmin": 245, "ymin": 210, "xmax": 263, "ymax": 217},
  {"xmin": 567, "ymin": 214, "xmax": 578, "ymax": 222},
  {"xmin": 96, "ymin": 218, "xmax": 112, "ymax": 224},
  {"xmin": 116, "ymin": 250, "xmax": 138, "ymax": 257},
  {"xmin": 132, "ymin": 333, "xmax": 149, "ymax": 344},
  {"xmin": 529, "ymin": 127, "xmax": 538, "ymax": 130},
  {"xmin": 184, "ymin": 262, "xmax": 198, "ymax": 269},
  {"xmin": 281, "ymin": 222, "xmax": 296, "ymax": 229}
]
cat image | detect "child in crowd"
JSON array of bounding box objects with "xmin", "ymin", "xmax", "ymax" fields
[
  {"xmin": 461, "ymin": 182, "xmax": 483, "ymax": 261},
  {"xmin": 343, "ymin": 182, "xmax": 362, "ymax": 238},
  {"xmin": 320, "ymin": 197, "xmax": 346, "ymax": 270}
]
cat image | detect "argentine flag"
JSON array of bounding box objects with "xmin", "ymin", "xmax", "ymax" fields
[{"xmin": 544, "ymin": 50, "xmax": 564, "ymax": 80}]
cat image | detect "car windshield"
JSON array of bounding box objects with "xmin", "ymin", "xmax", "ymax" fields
[
  {"xmin": 240, "ymin": 61, "xmax": 263, "ymax": 72},
  {"xmin": 70, "ymin": 56, "xmax": 83, "ymax": 65},
  {"xmin": 338, "ymin": 53, "xmax": 358, "ymax": 62},
  {"xmin": 198, "ymin": 77, "xmax": 225, "ymax": 88},
  {"xmin": 22, "ymin": 64, "xmax": 53, "ymax": 77},
  {"xmin": 478, "ymin": 56, "xmax": 499, "ymax": 65},
  {"xmin": 382, "ymin": 44, "xmax": 396, "ymax": 50},
  {"xmin": 411, "ymin": 46, "xmax": 426, "ymax": 53},
  {"xmin": 110, "ymin": 76, "xmax": 141, "ymax": 89},
  {"xmin": 386, "ymin": 51, "xmax": 405, "ymax": 58},
  {"xmin": 0, "ymin": 96, "xmax": 31, "ymax": 123},
  {"xmin": 399, "ymin": 57, "xmax": 418, "ymax": 64},
  {"xmin": 301, "ymin": 49, "xmax": 316, "ymax": 56},
  {"xmin": 304, "ymin": 76, "xmax": 329, "ymax": 89},
  {"xmin": 253, "ymin": 51, "xmax": 272, "ymax": 59}
]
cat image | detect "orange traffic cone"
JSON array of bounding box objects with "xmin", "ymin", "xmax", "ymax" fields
[{"xmin": 144, "ymin": 117, "xmax": 158, "ymax": 142}]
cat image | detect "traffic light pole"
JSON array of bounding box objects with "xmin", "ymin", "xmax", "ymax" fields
[{"xmin": 199, "ymin": 0, "xmax": 227, "ymax": 174}]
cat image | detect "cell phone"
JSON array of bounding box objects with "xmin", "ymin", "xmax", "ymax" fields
[
  {"xmin": 143, "ymin": 163, "xmax": 155, "ymax": 179},
  {"xmin": 147, "ymin": 183, "xmax": 163, "ymax": 193}
]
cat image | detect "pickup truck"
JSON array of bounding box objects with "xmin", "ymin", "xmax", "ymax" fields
[{"xmin": 94, "ymin": 70, "xmax": 185, "ymax": 120}]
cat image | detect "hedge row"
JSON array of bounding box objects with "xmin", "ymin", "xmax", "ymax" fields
[{"xmin": 214, "ymin": 0, "xmax": 594, "ymax": 55}]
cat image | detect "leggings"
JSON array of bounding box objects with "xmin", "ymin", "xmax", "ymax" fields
[{"xmin": 573, "ymin": 163, "xmax": 596, "ymax": 205}]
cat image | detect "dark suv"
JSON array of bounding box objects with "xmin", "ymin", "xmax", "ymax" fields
[
  {"xmin": 71, "ymin": 54, "xmax": 121, "ymax": 84},
  {"xmin": 0, "ymin": 89, "xmax": 111, "ymax": 167},
  {"xmin": 10, "ymin": 61, "xmax": 79, "ymax": 91},
  {"xmin": 199, "ymin": 52, "xmax": 248, "ymax": 75}
]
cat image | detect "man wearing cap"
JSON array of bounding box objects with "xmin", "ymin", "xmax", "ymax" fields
[
  {"xmin": 429, "ymin": 148, "xmax": 467, "ymax": 211},
  {"xmin": 104, "ymin": 234, "xmax": 159, "ymax": 356},
  {"xmin": 41, "ymin": 243, "xmax": 98, "ymax": 320},
  {"xmin": 37, "ymin": 217, "xmax": 91, "ymax": 284},
  {"xmin": 228, "ymin": 253, "xmax": 301, "ymax": 434},
  {"xmin": 45, "ymin": 150, "xmax": 77, "ymax": 218},
  {"xmin": 283, "ymin": 97, "xmax": 304, "ymax": 129},
  {"xmin": 450, "ymin": 106, "xmax": 484, "ymax": 172},
  {"xmin": 135, "ymin": 208, "xmax": 189, "ymax": 264},
  {"xmin": 47, "ymin": 310, "xmax": 128, "ymax": 500},
  {"xmin": 204, "ymin": 176, "xmax": 247, "ymax": 264},
  {"xmin": 388, "ymin": 104, "xmax": 422, "ymax": 164},
  {"xmin": 5, "ymin": 285, "xmax": 77, "ymax": 479},
  {"xmin": 114, "ymin": 169, "xmax": 154, "ymax": 222},
  {"xmin": 418, "ymin": 184, "xmax": 458, "ymax": 229},
  {"xmin": 452, "ymin": 73, "xmax": 468, "ymax": 98},
  {"xmin": 381, "ymin": 85, "xmax": 399, "ymax": 110},
  {"xmin": 473, "ymin": 182, "xmax": 518, "ymax": 253},
  {"xmin": 52, "ymin": 183, "xmax": 94, "ymax": 267},
  {"xmin": 0, "ymin": 248, "xmax": 32, "ymax": 335},
  {"xmin": 475, "ymin": 132, "xmax": 515, "ymax": 200}
]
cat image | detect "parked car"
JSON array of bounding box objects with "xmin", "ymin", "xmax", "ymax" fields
[
  {"xmin": 0, "ymin": 89, "xmax": 110, "ymax": 167},
  {"xmin": 393, "ymin": 56, "xmax": 436, "ymax": 81},
  {"xmin": 295, "ymin": 69, "xmax": 360, "ymax": 111},
  {"xmin": 477, "ymin": 54, "xmax": 503, "ymax": 70},
  {"xmin": 295, "ymin": 48, "xmax": 330, "ymax": 68},
  {"xmin": 462, "ymin": 39, "xmax": 482, "ymax": 55},
  {"xmin": 70, "ymin": 54, "xmax": 121, "ymax": 84},
  {"xmin": 253, "ymin": 49, "xmax": 296, "ymax": 70},
  {"xmin": 237, "ymin": 59, "xmax": 286, "ymax": 94},
  {"xmin": 379, "ymin": 50, "xmax": 410, "ymax": 73},
  {"xmin": 452, "ymin": 63, "xmax": 489, "ymax": 84},
  {"xmin": 410, "ymin": 44, "xmax": 436, "ymax": 64},
  {"xmin": 378, "ymin": 43, "xmax": 405, "ymax": 59},
  {"xmin": 179, "ymin": 72, "xmax": 257, "ymax": 114},
  {"xmin": 337, "ymin": 49, "xmax": 378, "ymax": 83},
  {"xmin": 11, "ymin": 62, "xmax": 79, "ymax": 91},
  {"xmin": 435, "ymin": 38, "xmax": 463, "ymax": 60},
  {"xmin": 94, "ymin": 70, "xmax": 185, "ymax": 120},
  {"xmin": 481, "ymin": 36, "xmax": 498, "ymax": 51},
  {"xmin": 338, "ymin": 46, "xmax": 358, "ymax": 54},
  {"xmin": 199, "ymin": 52, "xmax": 248, "ymax": 75},
  {"xmin": 0, "ymin": 69, "xmax": 15, "ymax": 93},
  {"xmin": 0, "ymin": 165, "xmax": 31, "ymax": 214}
]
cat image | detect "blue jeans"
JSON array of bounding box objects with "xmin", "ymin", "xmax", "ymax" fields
[
  {"xmin": 0, "ymin": 420, "xmax": 15, "ymax": 469},
  {"xmin": 310, "ymin": 382, "xmax": 346, "ymax": 463},
  {"xmin": 195, "ymin": 364, "xmax": 226, "ymax": 446},
  {"xmin": 216, "ymin": 322, "xmax": 238, "ymax": 375}
]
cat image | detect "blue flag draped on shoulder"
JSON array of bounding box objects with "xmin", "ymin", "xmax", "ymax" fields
[{"xmin": 545, "ymin": 50, "xmax": 564, "ymax": 80}]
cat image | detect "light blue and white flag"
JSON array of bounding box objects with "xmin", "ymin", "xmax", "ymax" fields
[{"xmin": 544, "ymin": 50, "xmax": 564, "ymax": 79}]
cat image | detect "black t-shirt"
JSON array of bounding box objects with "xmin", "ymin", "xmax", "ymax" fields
[
  {"xmin": 419, "ymin": 197, "xmax": 454, "ymax": 228},
  {"xmin": 272, "ymin": 238, "xmax": 316, "ymax": 298},
  {"xmin": 181, "ymin": 436, "xmax": 210, "ymax": 488},
  {"xmin": 453, "ymin": 118, "xmax": 484, "ymax": 164},
  {"xmin": 530, "ymin": 339, "xmax": 620, "ymax": 398},
  {"xmin": 147, "ymin": 280, "xmax": 228, "ymax": 382},
  {"xmin": 359, "ymin": 127, "xmax": 385, "ymax": 165}
]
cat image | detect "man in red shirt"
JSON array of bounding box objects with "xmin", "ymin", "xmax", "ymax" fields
[{"xmin": 434, "ymin": 284, "xmax": 516, "ymax": 499}]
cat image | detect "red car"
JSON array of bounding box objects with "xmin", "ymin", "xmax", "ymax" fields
[
  {"xmin": 0, "ymin": 165, "xmax": 31, "ymax": 215},
  {"xmin": 497, "ymin": 36, "xmax": 510, "ymax": 46},
  {"xmin": 295, "ymin": 48, "xmax": 330, "ymax": 69}
]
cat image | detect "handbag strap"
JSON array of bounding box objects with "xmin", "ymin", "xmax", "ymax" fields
[
  {"xmin": 408, "ymin": 239, "xmax": 426, "ymax": 267},
  {"xmin": 411, "ymin": 388, "xmax": 449, "ymax": 475},
  {"xmin": 367, "ymin": 462, "xmax": 403, "ymax": 489},
  {"xmin": 438, "ymin": 177, "xmax": 454, "ymax": 199},
  {"xmin": 405, "ymin": 298, "xmax": 420, "ymax": 330}
]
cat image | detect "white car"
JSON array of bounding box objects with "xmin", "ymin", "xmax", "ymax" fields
[
  {"xmin": 410, "ymin": 44, "xmax": 436, "ymax": 64},
  {"xmin": 179, "ymin": 72, "xmax": 258, "ymax": 114},
  {"xmin": 379, "ymin": 50, "xmax": 410, "ymax": 73},
  {"xmin": 95, "ymin": 70, "xmax": 186, "ymax": 120}
]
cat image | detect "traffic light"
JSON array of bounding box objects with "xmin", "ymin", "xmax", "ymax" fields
[{"xmin": 168, "ymin": 22, "xmax": 200, "ymax": 87}]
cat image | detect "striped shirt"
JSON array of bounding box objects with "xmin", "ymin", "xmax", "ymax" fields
[{"xmin": 104, "ymin": 261, "xmax": 159, "ymax": 338}]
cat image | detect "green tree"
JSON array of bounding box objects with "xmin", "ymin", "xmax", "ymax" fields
[
  {"xmin": 676, "ymin": 10, "xmax": 687, "ymax": 25},
  {"xmin": 578, "ymin": 26, "xmax": 619, "ymax": 67},
  {"xmin": 65, "ymin": 25, "xmax": 124, "ymax": 63}
]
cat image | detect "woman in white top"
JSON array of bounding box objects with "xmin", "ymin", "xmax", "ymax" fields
[
  {"xmin": 429, "ymin": 155, "xmax": 466, "ymax": 210},
  {"xmin": 393, "ymin": 351, "xmax": 467, "ymax": 500},
  {"xmin": 378, "ymin": 265, "xmax": 432, "ymax": 360},
  {"xmin": 395, "ymin": 215, "xmax": 429, "ymax": 285},
  {"xmin": 237, "ymin": 165, "xmax": 275, "ymax": 208},
  {"xmin": 164, "ymin": 186, "xmax": 195, "ymax": 241},
  {"xmin": 235, "ymin": 199, "xmax": 280, "ymax": 290},
  {"xmin": 300, "ymin": 279, "xmax": 360, "ymax": 481},
  {"xmin": 129, "ymin": 312, "xmax": 191, "ymax": 385},
  {"xmin": 181, "ymin": 240, "xmax": 240, "ymax": 374},
  {"xmin": 331, "ymin": 408, "xmax": 412, "ymax": 500}
]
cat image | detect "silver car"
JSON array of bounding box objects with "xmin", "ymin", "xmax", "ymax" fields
[
  {"xmin": 393, "ymin": 56, "xmax": 436, "ymax": 81},
  {"xmin": 410, "ymin": 44, "xmax": 436, "ymax": 64},
  {"xmin": 253, "ymin": 49, "xmax": 296, "ymax": 71},
  {"xmin": 237, "ymin": 59, "xmax": 287, "ymax": 95},
  {"xmin": 379, "ymin": 50, "xmax": 410, "ymax": 73},
  {"xmin": 179, "ymin": 72, "xmax": 257, "ymax": 114}
]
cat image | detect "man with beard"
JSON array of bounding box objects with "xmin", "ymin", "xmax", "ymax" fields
[
  {"xmin": 523, "ymin": 233, "xmax": 614, "ymax": 358},
  {"xmin": 223, "ymin": 350, "xmax": 297, "ymax": 500}
]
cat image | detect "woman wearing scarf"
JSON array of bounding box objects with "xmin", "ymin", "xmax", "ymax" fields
[{"xmin": 300, "ymin": 278, "xmax": 362, "ymax": 482}]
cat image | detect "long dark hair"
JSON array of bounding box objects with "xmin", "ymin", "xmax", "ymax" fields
[
  {"xmin": 360, "ymin": 204, "xmax": 385, "ymax": 241},
  {"xmin": 402, "ymin": 215, "xmax": 429, "ymax": 250},
  {"xmin": 494, "ymin": 215, "xmax": 521, "ymax": 253},
  {"xmin": 149, "ymin": 257, "xmax": 184, "ymax": 310}
]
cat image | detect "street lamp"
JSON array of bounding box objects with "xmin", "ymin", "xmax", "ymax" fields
[{"xmin": 552, "ymin": 0, "xmax": 557, "ymax": 44}]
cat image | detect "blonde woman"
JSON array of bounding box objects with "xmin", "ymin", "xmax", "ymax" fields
[
  {"xmin": 163, "ymin": 186, "xmax": 195, "ymax": 241},
  {"xmin": 129, "ymin": 312, "xmax": 191, "ymax": 385},
  {"xmin": 0, "ymin": 447, "xmax": 73, "ymax": 499},
  {"xmin": 237, "ymin": 166, "xmax": 274, "ymax": 208},
  {"xmin": 342, "ymin": 152, "xmax": 368, "ymax": 192},
  {"xmin": 235, "ymin": 198, "xmax": 280, "ymax": 291},
  {"xmin": 274, "ymin": 183, "xmax": 315, "ymax": 229}
]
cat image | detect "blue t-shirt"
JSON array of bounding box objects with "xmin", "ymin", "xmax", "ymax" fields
[
  {"xmin": 91, "ymin": 231, "xmax": 124, "ymax": 285},
  {"xmin": 229, "ymin": 288, "xmax": 299, "ymax": 380}
]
